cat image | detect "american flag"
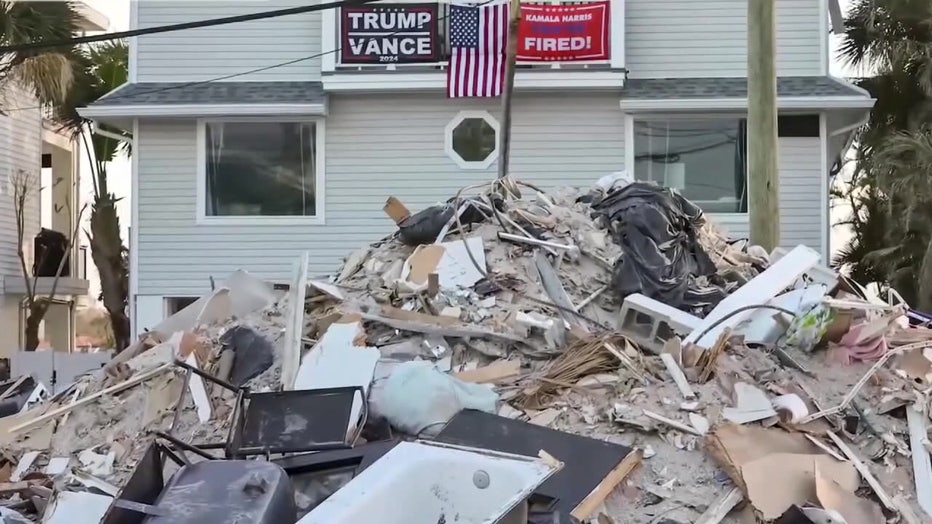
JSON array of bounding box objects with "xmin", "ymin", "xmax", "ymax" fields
[{"xmin": 447, "ymin": 1, "xmax": 509, "ymax": 98}]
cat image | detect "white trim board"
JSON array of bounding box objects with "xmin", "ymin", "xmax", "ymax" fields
[
  {"xmin": 80, "ymin": 103, "xmax": 327, "ymax": 119},
  {"xmin": 620, "ymin": 97, "xmax": 876, "ymax": 112},
  {"xmin": 130, "ymin": 119, "xmax": 140, "ymax": 339},
  {"xmin": 194, "ymin": 116, "xmax": 327, "ymax": 227},
  {"xmin": 322, "ymin": 71, "xmax": 626, "ymax": 92},
  {"xmin": 819, "ymin": 112, "xmax": 830, "ymax": 264}
]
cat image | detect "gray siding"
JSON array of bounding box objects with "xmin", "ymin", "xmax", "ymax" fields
[
  {"xmin": 625, "ymin": 0, "xmax": 823, "ymax": 78},
  {"xmin": 0, "ymin": 88, "xmax": 41, "ymax": 281},
  {"xmin": 135, "ymin": 94, "xmax": 626, "ymax": 296},
  {"xmin": 135, "ymin": 1, "xmax": 321, "ymax": 82},
  {"xmin": 712, "ymin": 136, "xmax": 823, "ymax": 252}
]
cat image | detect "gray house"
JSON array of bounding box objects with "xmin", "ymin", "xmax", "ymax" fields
[{"xmin": 81, "ymin": 0, "xmax": 873, "ymax": 340}]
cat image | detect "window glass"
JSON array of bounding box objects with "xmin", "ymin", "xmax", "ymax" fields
[
  {"xmin": 451, "ymin": 117, "xmax": 497, "ymax": 163},
  {"xmin": 633, "ymin": 119, "xmax": 748, "ymax": 213},
  {"xmin": 205, "ymin": 121, "xmax": 318, "ymax": 217}
]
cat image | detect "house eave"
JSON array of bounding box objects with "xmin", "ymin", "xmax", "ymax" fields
[
  {"xmin": 321, "ymin": 70, "xmax": 626, "ymax": 92},
  {"xmin": 78, "ymin": 103, "xmax": 329, "ymax": 119},
  {"xmin": 619, "ymin": 96, "xmax": 876, "ymax": 112}
]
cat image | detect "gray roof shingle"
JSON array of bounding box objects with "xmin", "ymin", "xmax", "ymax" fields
[
  {"xmin": 89, "ymin": 81, "xmax": 326, "ymax": 107},
  {"xmin": 621, "ymin": 76, "xmax": 867, "ymax": 100}
]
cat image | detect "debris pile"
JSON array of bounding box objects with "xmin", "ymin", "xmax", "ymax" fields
[{"xmin": 0, "ymin": 176, "xmax": 928, "ymax": 524}]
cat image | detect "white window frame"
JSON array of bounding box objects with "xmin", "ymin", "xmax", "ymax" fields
[
  {"xmin": 444, "ymin": 110, "xmax": 500, "ymax": 170},
  {"xmin": 624, "ymin": 112, "xmax": 749, "ymax": 219},
  {"xmin": 195, "ymin": 116, "xmax": 326, "ymax": 226}
]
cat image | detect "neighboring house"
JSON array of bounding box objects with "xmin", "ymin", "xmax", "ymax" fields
[
  {"xmin": 80, "ymin": 0, "xmax": 874, "ymax": 340},
  {"xmin": 0, "ymin": 4, "xmax": 109, "ymax": 356}
]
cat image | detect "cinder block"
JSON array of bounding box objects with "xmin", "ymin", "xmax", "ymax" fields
[{"xmin": 619, "ymin": 294, "xmax": 701, "ymax": 353}]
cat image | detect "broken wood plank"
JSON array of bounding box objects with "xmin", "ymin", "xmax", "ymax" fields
[
  {"xmin": 355, "ymin": 307, "xmax": 522, "ymax": 342},
  {"xmin": 0, "ymin": 376, "xmax": 28, "ymax": 402},
  {"xmin": 825, "ymin": 431, "xmax": 897, "ymax": 513},
  {"xmin": 660, "ymin": 353, "xmax": 695, "ymax": 400},
  {"xmin": 906, "ymin": 405, "xmax": 932, "ymax": 519},
  {"xmin": 571, "ymin": 450, "xmax": 643, "ymax": 520},
  {"xmin": 9, "ymin": 364, "xmax": 172, "ymax": 434},
  {"xmin": 534, "ymin": 251, "xmax": 588, "ymax": 333},
  {"xmin": 642, "ymin": 410, "xmax": 703, "ymax": 436},
  {"xmin": 498, "ymin": 232, "xmax": 580, "ymax": 255},
  {"xmin": 454, "ymin": 360, "xmax": 521, "ymax": 384},
  {"xmin": 694, "ymin": 486, "xmax": 743, "ymax": 524}
]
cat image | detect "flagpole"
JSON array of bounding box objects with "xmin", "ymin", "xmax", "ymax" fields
[{"xmin": 497, "ymin": 0, "xmax": 520, "ymax": 180}]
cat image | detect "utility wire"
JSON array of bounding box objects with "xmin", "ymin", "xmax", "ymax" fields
[
  {"xmin": 0, "ymin": 0, "xmax": 382, "ymax": 53},
  {"xmin": 4, "ymin": 1, "xmax": 493, "ymax": 114}
]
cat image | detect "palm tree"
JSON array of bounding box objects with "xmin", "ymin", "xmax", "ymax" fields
[
  {"xmin": 833, "ymin": 0, "xmax": 932, "ymax": 306},
  {"xmin": 0, "ymin": 1, "xmax": 80, "ymax": 109},
  {"xmin": 0, "ymin": 1, "xmax": 82, "ymax": 350},
  {"xmin": 55, "ymin": 41, "xmax": 132, "ymax": 351}
]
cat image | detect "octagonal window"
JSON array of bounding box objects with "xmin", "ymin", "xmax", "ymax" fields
[{"xmin": 445, "ymin": 111, "xmax": 500, "ymax": 169}]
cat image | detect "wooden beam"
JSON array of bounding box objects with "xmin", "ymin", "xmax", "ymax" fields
[
  {"xmin": 747, "ymin": 0, "xmax": 780, "ymax": 250},
  {"xmin": 571, "ymin": 450, "xmax": 643, "ymax": 520}
]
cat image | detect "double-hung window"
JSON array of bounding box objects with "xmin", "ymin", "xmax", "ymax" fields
[{"xmin": 197, "ymin": 119, "xmax": 325, "ymax": 225}]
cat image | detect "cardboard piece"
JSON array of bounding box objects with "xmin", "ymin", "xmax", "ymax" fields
[
  {"xmin": 741, "ymin": 453, "xmax": 859, "ymax": 519},
  {"xmin": 383, "ymin": 196, "xmax": 412, "ymax": 224},
  {"xmin": 706, "ymin": 424, "xmax": 818, "ymax": 491},
  {"xmin": 454, "ymin": 360, "xmax": 521, "ymax": 384},
  {"xmin": 815, "ymin": 465, "xmax": 884, "ymax": 524}
]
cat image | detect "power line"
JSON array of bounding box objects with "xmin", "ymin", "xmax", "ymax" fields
[
  {"xmin": 5, "ymin": 1, "xmax": 493, "ymax": 115},
  {"xmin": 0, "ymin": 0, "xmax": 381, "ymax": 54}
]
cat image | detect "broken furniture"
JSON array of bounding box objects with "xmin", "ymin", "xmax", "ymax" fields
[
  {"xmin": 174, "ymin": 359, "xmax": 366, "ymax": 458},
  {"xmin": 102, "ymin": 440, "xmax": 296, "ymax": 523},
  {"xmin": 227, "ymin": 386, "xmax": 366, "ymax": 458},
  {"xmin": 298, "ymin": 440, "xmax": 561, "ymax": 524},
  {"xmin": 435, "ymin": 409, "xmax": 639, "ymax": 519}
]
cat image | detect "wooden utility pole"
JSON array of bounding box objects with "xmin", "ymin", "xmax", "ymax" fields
[
  {"xmin": 497, "ymin": 0, "xmax": 521, "ymax": 179},
  {"xmin": 747, "ymin": 0, "xmax": 780, "ymax": 250}
]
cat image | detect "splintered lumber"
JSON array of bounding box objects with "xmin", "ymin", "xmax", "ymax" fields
[
  {"xmin": 9, "ymin": 364, "xmax": 172, "ymax": 434},
  {"xmin": 571, "ymin": 450, "xmax": 643, "ymax": 520},
  {"xmin": 825, "ymin": 431, "xmax": 896, "ymax": 512},
  {"xmin": 694, "ymin": 487, "xmax": 743, "ymax": 524},
  {"xmin": 660, "ymin": 353, "xmax": 696, "ymax": 399}
]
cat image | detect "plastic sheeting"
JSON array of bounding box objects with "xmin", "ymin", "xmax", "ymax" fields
[
  {"xmin": 590, "ymin": 182, "xmax": 726, "ymax": 314},
  {"xmin": 375, "ymin": 361, "xmax": 499, "ymax": 436}
]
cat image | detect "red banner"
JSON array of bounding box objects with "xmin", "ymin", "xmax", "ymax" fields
[{"xmin": 517, "ymin": 2, "xmax": 610, "ymax": 62}]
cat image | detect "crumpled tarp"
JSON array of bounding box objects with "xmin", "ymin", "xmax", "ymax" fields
[{"xmin": 590, "ymin": 181, "xmax": 726, "ymax": 313}]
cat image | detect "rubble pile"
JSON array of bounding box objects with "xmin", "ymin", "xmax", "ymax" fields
[{"xmin": 0, "ymin": 176, "xmax": 928, "ymax": 523}]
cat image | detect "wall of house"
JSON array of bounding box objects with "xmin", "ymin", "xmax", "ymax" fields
[
  {"xmin": 0, "ymin": 87, "xmax": 42, "ymax": 283},
  {"xmin": 133, "ymin": 0, "xmax": 824, "ymax": 83},
  {"xmin": 134, "ymin": 93, "xmax": 626, "ymax": 298},
  {"xmin": 625, "ymin": 0, "xmax": 823, "ymax": 78},
  {"xmin": 135, "ymin": 0, "xmax": 322, "ymax": 82},
  {"xmin": 711, "ymin": 136, "xmax": 823, "ymax": 251}
]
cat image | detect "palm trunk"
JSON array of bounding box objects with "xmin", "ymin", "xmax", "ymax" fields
[
  {"xmin": 24, "ymin": 305, "xmax": 45, "ymax": 351},
  {"xmin": 918, "ymin": 236, "xmax": 932, "ymax": 312},
  {"xmin": 89, "ymin": 192, "xmax": 130, "ymax": 350}
]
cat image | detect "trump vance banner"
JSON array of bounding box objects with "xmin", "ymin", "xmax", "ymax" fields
[
  {"xmin": 341, "ymin": 4, "xmax": 440, "ymax": 64},
  {"xmin": 517, "ymin": 1, "xmax": 611, "ymax": 62}
]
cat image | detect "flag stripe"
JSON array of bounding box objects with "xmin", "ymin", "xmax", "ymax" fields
[{"xmin": 447, "ymin": 1, "xmax": 508, "ymax": 98}]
